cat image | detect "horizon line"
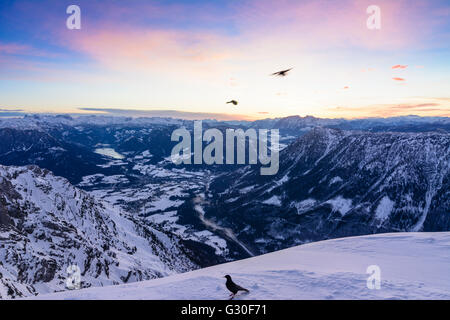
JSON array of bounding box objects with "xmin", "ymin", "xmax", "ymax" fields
[{"xmin": 0, "ymin": 107, "xmax": 449, "ymax": 122}]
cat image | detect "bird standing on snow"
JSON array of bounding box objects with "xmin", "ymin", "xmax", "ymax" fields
[
  {"xmin": 271, "ymin": 68, "xmax": 293, "ymax": 77},
  {"xmin": 224, "ymin": 275, "xmax": 249, "ymax": 299},
  {"xmin": 226, "ymin": 100, "xmax": 238, "ymax": 106}
]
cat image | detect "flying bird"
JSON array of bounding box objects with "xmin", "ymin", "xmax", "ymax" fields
[
  {"xmin": 271, "ymin": 68, "xmax": 293, "ymax": 77},
  {"xmin": 224, "ymin": 275, "xmax": 249, "ymax": 299},
  {"xmin": 226, "ymin": 100, "xmax": 238, "ymax": 105}
]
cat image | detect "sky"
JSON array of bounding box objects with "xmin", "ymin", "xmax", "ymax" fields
[{"xmin": 0, "ymin": 0, "xmax": 449, "ymax": 120}]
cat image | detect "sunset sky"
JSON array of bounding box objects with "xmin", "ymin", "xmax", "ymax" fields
[{"xmin": 0, "ymin": 0, "xmax": 449, "ymax": 120}]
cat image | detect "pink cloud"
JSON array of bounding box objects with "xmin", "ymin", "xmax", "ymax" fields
[
  {"xmin": 328, "ymin": 101, "xmax": 449, "ymax": 118},
  {"xmin": 392, "ymin": 65, "xmax": 408, "ymax": 69},
  {"xmin": 61, "ymin": 28, "xmax": 234, "ymax": 79},
  {"xmin": 392, "ymin": 77, "xmax": 406, "ymax": 81},
  {"xmin": 391, "ymin": 103, "xmax": 440, "ymax": 109}
]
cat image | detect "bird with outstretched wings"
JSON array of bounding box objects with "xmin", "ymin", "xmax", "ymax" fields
[
  {"xmin": 271, "ymin": 68, "xmax": 293, "ymax": 77},
  {"xmin": 226, "ymin": 100, "xmax": 238, "ymax": 105}
]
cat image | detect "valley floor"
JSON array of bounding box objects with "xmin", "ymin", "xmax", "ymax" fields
[{"xmin": 31, "ymin": 232, "xmax": 450, "ymax": 300}]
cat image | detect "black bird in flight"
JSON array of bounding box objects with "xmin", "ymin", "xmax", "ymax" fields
[
  {"xmin": 226, "ymin": 100, "xmax": 238, "ymax": 105},
  {"xmin": 224, "ymin": 275, "xmax": 249, "ymax": 299},
  {"xmin": 271, "ymin": 68, "xmax": 293, "ymax": 77}
]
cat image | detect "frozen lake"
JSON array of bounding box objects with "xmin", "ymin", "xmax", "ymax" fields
[{"xmin": 94, "ymin": 148, "xmax": 125, "ymax": 160}]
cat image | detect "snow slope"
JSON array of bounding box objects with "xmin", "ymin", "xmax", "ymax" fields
[
  {"xmin": 0, "ymin": 165, "xmax": 197, "ymax": 299},
  {"xmin": 32, "ymin": 232, "xmax": 450, "ymax": 300}
]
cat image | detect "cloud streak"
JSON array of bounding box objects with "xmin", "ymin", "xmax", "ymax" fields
[{"xmin": 328, "ymin": 100, "xmax": 450, "ymax": 118}]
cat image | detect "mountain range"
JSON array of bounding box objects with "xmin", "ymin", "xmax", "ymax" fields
[
  {"xmin": 205, "ymin": 127, "xmax": 449, "ymax": 254},
  {"xmin": 0, "ymin": 114, "xmax": 448, "ymax": 298}
]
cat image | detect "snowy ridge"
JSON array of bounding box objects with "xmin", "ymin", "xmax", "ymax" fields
[
  {"xmin": 0, "ymin": 114, "xmax": 185, "ymax": 130},
  {"xmin": 32, "ymin": 232, "xmax": 450, "ymax": 300},
  {"xmin": 0, "ymin": 165, "xmax": 198, "ymax": 299}
]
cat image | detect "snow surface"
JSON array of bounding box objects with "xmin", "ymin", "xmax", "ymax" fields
[
  {"xmin": 329, "ymin": 176, "xmax": 343, "ymax": 185},
  {"xmin": 375, "ymin": 196, "xmax": 395, "ymax": 222},
  {"xmin": 31, "ymin": 232, "xmax": 450, "ymax": 300},
  {"xmin": 326, "ymin": 196, "xmax": 353, "ymax": 216},
  {"xmin": 94, "ymin": 148, "xmax": 125, "ymax": 160},
  {"xmin": 263, "ymin": 196, "xmax": 282, "ymax": 206}
]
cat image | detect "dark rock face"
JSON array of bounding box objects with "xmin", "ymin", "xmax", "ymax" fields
[{"xmin": 206, "ymin": 128, "xmax": 450, "ymax": 255}]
